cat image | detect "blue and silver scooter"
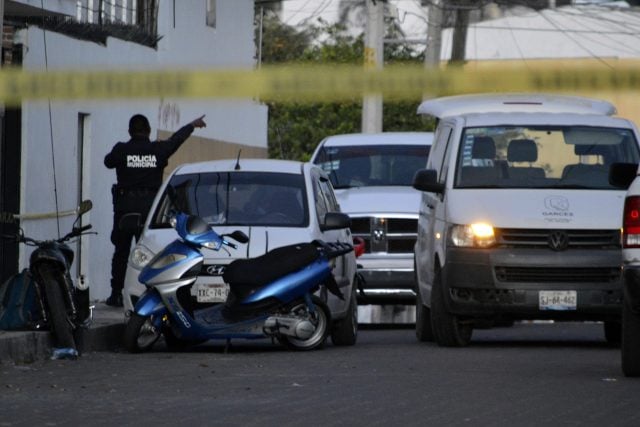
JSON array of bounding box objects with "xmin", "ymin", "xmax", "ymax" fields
[{"xmin": 123, "ymin": 212, "xmax": 352, "ymax": 352}]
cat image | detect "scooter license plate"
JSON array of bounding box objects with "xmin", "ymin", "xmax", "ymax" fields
[{"xmin": 196, "ymin": 283, "xmax": 230, "ymax": 303}]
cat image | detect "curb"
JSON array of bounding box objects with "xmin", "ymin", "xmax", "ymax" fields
[{"xmin": 0, "ymin": 304, "xmax": 125, "ymax": 364}]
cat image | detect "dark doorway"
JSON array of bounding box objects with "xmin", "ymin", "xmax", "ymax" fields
[{"xmin": 0, "ymin": 44, "xmax": 22, "ymax": 282}]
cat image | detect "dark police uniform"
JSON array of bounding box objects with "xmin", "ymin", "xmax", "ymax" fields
[{"xmin": 104, "ymin": 123, "xmax": 196, "ymax": 305}]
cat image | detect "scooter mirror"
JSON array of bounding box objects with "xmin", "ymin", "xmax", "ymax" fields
[
  {"xmin": 78, "ymin": 200, "xmax": 93, "ymax": 215},
  {"xmin": 226, "ymin": 230, "xmax": 249, "ymax": 244}
]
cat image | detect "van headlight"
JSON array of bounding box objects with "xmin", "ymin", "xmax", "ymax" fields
[
  {"xmin": 449, "ymin": 223, "xmax": 496, "ymax": 248},
  {"xmin": 130, "ymin": 244, "xmax": 154, "ymax": 269}
]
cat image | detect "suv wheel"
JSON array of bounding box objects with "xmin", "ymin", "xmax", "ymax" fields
[
  {"xmin": 430, "ymin": 266, "xmax": 472, "ymax": 347},
  {"xmin": 331, "ymin": 286, "xmax": 358, "ymax": 346},
  {"xmin": 622, "ymin": 299, "xmax": 640, "ymax": 376}
]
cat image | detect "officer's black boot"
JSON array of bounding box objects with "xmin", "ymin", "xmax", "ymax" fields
[{"xmin": 106, "ymin": 290, "xmax": 123, "ymax": 307}]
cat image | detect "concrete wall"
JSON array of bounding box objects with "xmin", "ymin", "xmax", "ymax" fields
[{"xmin": 17, "ymin": 0, "xmax": 268, "ymax": 300}]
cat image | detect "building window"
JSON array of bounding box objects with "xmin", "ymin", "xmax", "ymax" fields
[
  {"xmin": 75, "ymin": 0, "xmax": 157, "ymax": 32},
  {"xmin": 206, "ymin": 0, "xmax": 216, "ymax": 28}
]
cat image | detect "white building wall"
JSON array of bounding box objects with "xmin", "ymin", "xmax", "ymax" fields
[{"xmin": 17, "ymin": 0, "xmax": 267, "ymax": 300}]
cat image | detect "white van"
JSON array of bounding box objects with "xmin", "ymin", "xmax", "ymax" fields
[{"xmin": 412, "ymin": 93, "xmax": 640, "ymax": 347}]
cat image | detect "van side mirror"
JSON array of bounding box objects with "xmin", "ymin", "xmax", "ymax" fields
[
  {"xmin": 119, "ymin": 213, "xmax": 143, "ymax": 234},
  {"xmin": 321, "ymin": 212, "xmax": 351, "ymax": 231},
  {"xmin": 413, "ymin": 169, "xmax": 445, "ymax": 194},
  {"xmin": 609, "ymin": 162, "xmax": 638, "ymax": 189}
]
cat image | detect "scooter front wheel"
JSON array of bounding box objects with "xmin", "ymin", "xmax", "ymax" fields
[
  {"xmin": 278, "ymin": 296, "xmax": 331, "ymax": 351},
  {"xmin": 123, "ymin": 313, "xmax": 162, "ymax": 353}
]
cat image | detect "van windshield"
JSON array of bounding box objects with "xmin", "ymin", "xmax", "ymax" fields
[
  {"xmin": 149, "ymin": 172, "xmax": 309, "ymax": 228},
  {"xmin": 314, "ymin": 145, "xmax": 430, "ymax": 189},
  {"xmin": 455, "ymin": 126, "xmax": 640, "ymax": 189}
]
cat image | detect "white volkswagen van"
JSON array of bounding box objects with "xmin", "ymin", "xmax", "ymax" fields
[{"xmin": 412, "ymin": 93, "xmax": 640, "ymax": 347}]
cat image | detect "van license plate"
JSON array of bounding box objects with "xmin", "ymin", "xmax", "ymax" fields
[
  {"xmin": 539, "ymin": 290, "xmax": 577, "ymax": 311},
  {"xmin": 196, "ymin": 283, "xmax": 229, "ymax": 303}
]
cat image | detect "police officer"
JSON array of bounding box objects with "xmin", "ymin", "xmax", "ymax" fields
[{"xmin": 104, "ymin": 113, "xmax": 207, "ymax": 307}]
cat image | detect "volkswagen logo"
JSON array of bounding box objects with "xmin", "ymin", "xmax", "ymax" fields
[
  {"xmin": 205, "ymin": 265, "xmax": 226, "ymax": 276},
  {"xmin": 548, "ymin": 231, "xmax": 569, "ymax": 251}
]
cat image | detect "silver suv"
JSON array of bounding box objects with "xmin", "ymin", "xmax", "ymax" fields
[{"xmin": 311, "ymin": 132, "xmax": 433, "ymax": 305}]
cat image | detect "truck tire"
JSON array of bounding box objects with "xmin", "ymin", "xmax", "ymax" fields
[
  {"xmin": 430, "ymin": 266, "xmax": 472, "ymax": 347},
  {"xmin": 604, "ymin": 320, "xmax": 621, "ymax": 345},
  {"xmin": 622, "ymin": 300, "xmax": 640, "ymax": 376}
]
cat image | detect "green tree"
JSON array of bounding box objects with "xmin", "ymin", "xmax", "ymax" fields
[{"xmin": 258, "ymin": 13, "xmax": 434, "ymax": 161}]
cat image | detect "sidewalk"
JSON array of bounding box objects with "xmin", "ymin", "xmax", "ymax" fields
[{"xmin": 0, "ymin": 303, "xmax": 126, "ymax": 364}]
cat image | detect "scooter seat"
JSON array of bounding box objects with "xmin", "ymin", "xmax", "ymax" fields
[{"xmin": 223, "ymin": 243, "xmax": 320, "ymax": 293}]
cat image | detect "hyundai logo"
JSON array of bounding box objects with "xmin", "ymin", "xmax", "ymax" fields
[
  {"xmin": 205, "ymin": 265, "xmax": 226, "ymax": 276},
  {"xmin": 548, "ymin": 231, "xmax": 569, "ymax": 251}
]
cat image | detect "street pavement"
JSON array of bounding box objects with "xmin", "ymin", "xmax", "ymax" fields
[
  {"xmin": 0, "ymin": 303, "xmax": 125, "ymax": 364},
  {"xmin": 0, "ymin": 304, "xmax": 417, "ymax": 364}
]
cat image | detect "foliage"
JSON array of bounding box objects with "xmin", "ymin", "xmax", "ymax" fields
[{"xmin": 257, "ymin": 13, "xmax": 435, "ymax": 161}]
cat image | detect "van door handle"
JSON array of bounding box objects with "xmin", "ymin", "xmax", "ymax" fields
[{"xmin": 426, "ymin": 203, "xmax": 435, "ymax": 210}]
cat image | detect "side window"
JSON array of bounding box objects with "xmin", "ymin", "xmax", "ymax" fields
[
  {"xmin": 439, "ymin": 127, "xmax": 455, "ymax": 183},
  {"xmin": 313, "ymin": 179, "xmax": 329, "ymax": 224},
  {"xmin": 319, "ymin": 178, "xmax": 339, "ymax": 212},
  {"xmin": 426, "ymin": 124, "xmax": 454, "ymax": 184}
]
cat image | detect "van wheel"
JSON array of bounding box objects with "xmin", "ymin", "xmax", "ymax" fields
[
  {"xmin": 430, "ymin": 267, "xmax": 472, "ymax": 347},
  {"xmin": 622, "ymin": 300, "xmax": 640, "ymax": 376},
  {"xmin": 415, "ymin": 284, "xmax": 434, "ymax": 342}
]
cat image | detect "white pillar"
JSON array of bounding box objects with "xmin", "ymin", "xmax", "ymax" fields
[{"xmin": 361, "ymin": 0, "xmax": 384, "ymax": 134}]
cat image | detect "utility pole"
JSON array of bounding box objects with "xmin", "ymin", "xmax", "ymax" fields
[
  {"xmin": 449, "ymin": 0, "xmax": 470, "ymax": 66},
  {"xmin": 423, "ymin": 0, "xmax": 443, "ymax": 68},
  {"xmin": 362, "ymin": 0, "xmax": 384, "ymax": 133}
]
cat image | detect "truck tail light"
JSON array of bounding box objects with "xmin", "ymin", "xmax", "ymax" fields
[{"xmin": 623, "ymin": 196, "xmax": 640, "ymax": 248}]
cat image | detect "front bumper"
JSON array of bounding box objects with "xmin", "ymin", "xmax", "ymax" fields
[
  {"xmin": 441, "ymin": 247, "xmax": 622, "ymax": 321},
  {"xmin": 356, "ymin": 256, "xmax": 416, "ymax": 304}
]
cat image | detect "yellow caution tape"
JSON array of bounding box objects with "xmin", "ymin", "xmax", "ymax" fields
[
  {"xmin": 0, "ymin": 62, "xmax": 639, "ymax": 104},
  {"xmin": 0, "ymin": 206, "xmax": 82, "ymax": 223}
]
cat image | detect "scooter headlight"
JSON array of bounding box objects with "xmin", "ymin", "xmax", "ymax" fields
[
  {"xmin": 130, "ymin": 244, "xmax": 155, "ymax": 269},
  {"xmin": 202, "ymin": 240, "xmax": 221, "ymax": 250}
]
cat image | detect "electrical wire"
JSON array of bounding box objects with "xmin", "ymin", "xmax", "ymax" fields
[
  {"xmin": 40, "ymin": 0, "xmax": 61, "ymax": 238},
  {"xmin": 536, "ymin": 7, "xmax": 615, "ymax": 68}
]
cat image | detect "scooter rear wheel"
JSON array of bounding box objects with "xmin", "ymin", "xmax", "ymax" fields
[
  {"xmin": 123, "ymin": 313, "xmax": 161, "ymax": 353},
  {"xmin": 40, "ymin": 266, "xmax": 76, "ymax": 351},
  {"xmin": 278, "ymin": 296, "xmax": 331, "ymax": 351}
]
